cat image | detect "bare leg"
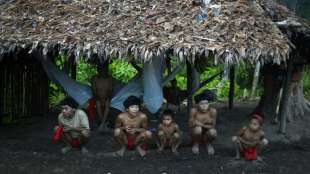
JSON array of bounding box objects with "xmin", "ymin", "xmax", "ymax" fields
[
  {"xmin": 99, "ymin": 100, "xmax": 111, "ymax": 133},
  {"xmin": 157, "ymin": 131, "xmax": 166, "ymax": 153},
  {"xmin": 257, "ymin": 138, "xmax": 268, "ymax": 160},
  {"xmin": 135, "ymin": 131, "xmax": 152, "ymax": 157},
  {"xmin": 61, "ymin": 133, "xmax": 73, "ymax": 154},
  {"xmin": 232, "ymin": 136, "xmax": 242, "ymax": 159},
  {"xmin": 206, "ymin": 129, "xmax": 217, "ymax": 155},
  {"xmin": 191, "ymin": 127, "xmax": 202, "ymax": 155},
  {"xmin": 79, "ymin": 130, "xmax": 90, "ymax": 154},
  {"xmin": 171, "ymin": 133, "xmax": 181, "ymax": 155},
  {"xmin": 114, "ymin": 128, "xmax": 127, "ymax": 156},
  {"xmin": 96, "ymin": 100, "xmax": 103, "ymax": 123}
]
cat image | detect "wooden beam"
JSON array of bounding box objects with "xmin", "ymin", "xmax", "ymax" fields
[
  {"xmin": 63, "ymin": 60, "xmax": 70, "ymax": 75},
  {"xmin": 187, "ymin": 60, "xmax": 193, "ymax": 116},
  {"xmin": 166, "ymin": 57, "xmax": 177, "ymax": 89},
  {"xmin": 279, "ymin": 58, "xmax": 294, "ymax": 134},
  {"xmin": 131, "ymin": 62, "xmax": 142, "ymax": 73},
  {"xmin": 70, "ymin": 55, "xmax": 77, "ymax": 80},
  {"xmin": 194, "ymin": 71, "xmax": 223, "ymax": 94},
  {"xmin": 229, "ymin": 66, "xmax": 235, "ymax": 109}
]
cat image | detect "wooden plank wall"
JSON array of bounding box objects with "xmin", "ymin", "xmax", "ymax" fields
[{"xmin": 0, "ymin": 56, "xmax": 49, "ymax": 124}]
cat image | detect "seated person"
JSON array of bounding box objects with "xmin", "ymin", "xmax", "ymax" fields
[
  {"xmin": 157, "ymin": 109, "xmax": 182, "ymax": 155},
  {"xmin": 54, "ymin": 98, "xmax": 90, "ymax": 154},
  {"xmin": 189, "ymin": 90, "xmax": 217, "ymax": 155},
  {"xmin": 114, "ymin": 96, "xmax": 152, "ymax": 157},
  {"xmin": 232, "ymin": 114, "xmax": 268, "ymax": 160}
]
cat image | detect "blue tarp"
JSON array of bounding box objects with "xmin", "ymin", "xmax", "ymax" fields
[
  {"xmin": 110, "ymin": 76, "xmax": 143, "ymax": 111},
  {"xmin": 37, "ymin": 55, "xmax": 184, "ymax": 113},
  {"xmin": 143, "ymin": 56, "xmax": 165, "ymax": 113},
  {"xmin": 38, "ymin": 57, "xmax": 93, "ymax": 106}
]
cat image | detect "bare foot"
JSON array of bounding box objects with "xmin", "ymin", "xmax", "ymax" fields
[
  {"xmin": 192, "ymin": 143, "xmax": 199, "ymax": 155},
  {"xmin": 61, "ymin": 146, "xmax": 72, "ymax": 154},
  {"xmin": 271, "ymin": 117, "xmax": 279, "ymax": 124},
  {"xmin": 172, "ymin": 147, "xmax": 179, "ymax": 156},
  {"xmin": 115, "ymin": 146, "xmax": 126, "ymax": 157},
  {"xmin": 137, "ymin": 145, "xmax": 147, "ymax": 157},
  {"xmin": 256, "ymin": 156, "xmax": 263, "ymax": 162},
  {"xmin": 81, "ymin": 147, "xmax": 89, "ymax": 154},
  {"xmin": 98, "ymin": 123, "xmax": 111, "ymax": 133},
  {"xmin": 157, "ymin": 146, "xmax": 164, "ymax": 153},
  {"xmin": 235, "ymin": 154, "xmax": 241, "ymax": 160},
  {"xmin": 207, "ymin": 144, "xmax": 215, "ymax": 155}
]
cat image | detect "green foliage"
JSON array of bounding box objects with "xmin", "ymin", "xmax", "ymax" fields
[
  {"xmin": 109, "ymin": 60, "xmax": 137, "ymax": 83},
  {"xmin": 303, "ymin": 67, "xmax": 310, "ymax": 99},
  {"xmin": 49, "ymin": 83, "xmax": 66, "ymax": 106},
  {"xmin": 76, "ymin": 59, "xmax": 97, "ymax": 85},
  {"xmin": 49, "ymin": 55, "xmax": 66, "ymax": 107},
  {"xmin": 48, "ymin": 54, "xmax": 272, "ymax": 106},
  {"xmin": 55, "ymin": 54, "xmax": 66, "ymax": 69}
]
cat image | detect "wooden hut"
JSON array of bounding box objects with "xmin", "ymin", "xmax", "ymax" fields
[{"xmin": 0, "ymin": 0, "xmax": 295, "ymax": 128}]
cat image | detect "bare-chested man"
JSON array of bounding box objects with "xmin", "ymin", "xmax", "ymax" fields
[
  {"xmin": 232, "ymin": 114, "xmax": 268, "ymax": 160},
  {"xmin": 189, "ymin": 91, "xmax": 217, "ymax": 155},
  {"xmin": 90, "ymin": 64, "xmax": 113, "ymax": 132},
  {"xmin": 157, "ymin": 109, "xmax": 182, "ymax": 155},
  {"xmin": 114, "ymin": 96, "xmax": 152, "ymax": 157},
  {"xmin": 54, "ymin": 98, "xmax": 90, "ymax": 154}
]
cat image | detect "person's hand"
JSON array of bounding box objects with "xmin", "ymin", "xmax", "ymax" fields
[
  {"xmin": 202, "ymin": 124, "xmax": 213, "ymax": 129},
  {"xmin": 70, "ymin": 126, "xmax": 82, "ymax": 132},
  {"xmin": 195, "ymin": 120, "xmax": 204, "ymax": 127},
  {"xmin": 130, "ymin": 128, "xmax": 137, "ymax": 134},
  {"xmin": 126, "ymin": 126, "xmax": 134, "ymax": 134}
]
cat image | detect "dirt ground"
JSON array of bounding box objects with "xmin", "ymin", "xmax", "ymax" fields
[{"xmin": 0, "ymin": 101, "xmax": 310, "ymax": 174}]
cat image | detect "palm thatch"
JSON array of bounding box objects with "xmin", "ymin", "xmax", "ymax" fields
[
  {"xmin": 0, "ymin": 0, "xmax": 291, "ymax": 65},
  {"xmin": 260, "ymin": 0, "xmax": 310, "ymax": 64}
]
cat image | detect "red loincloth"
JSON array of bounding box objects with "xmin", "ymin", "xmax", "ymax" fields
[
  {"xmin": 165, "ymin": 138, "xmax": 171, "ymax": 147},
  {"xmin": 127, "ymin": 134, "xmax": 136, "ymax": 150},
  {"xmin": 126, "ymin": 134, "xmax": 148, "ymax": 150},
  {"xmin": 242, "ymin": 147, "xmax": 258, "ymax": 160},
  {"xmin": 87, "ymin": 98, "xmax": 97, "ymax": 122},
  {"xmin": 70, "ymin": 138, "xmax": 81, "ymax": 148},
  {"xmin": 53, "ymin": 126, "xmax": 64, "ymax": 142}
]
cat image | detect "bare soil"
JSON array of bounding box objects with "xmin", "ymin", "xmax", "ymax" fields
[{"xmin": 0, "ymin": 102, "xmax": 309, "ymax": 174}]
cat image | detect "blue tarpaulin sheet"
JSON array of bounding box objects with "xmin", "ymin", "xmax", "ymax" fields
[{"xmin": 37, "ymin": 55, "xmax": 184, "ymax": 113}]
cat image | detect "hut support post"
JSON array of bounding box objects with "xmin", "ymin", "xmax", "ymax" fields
[
  {"xmin": 187, "ymin": 60, "xmax": 194, "ymax": 116},
  {"xmin": 70, "ymin": 57, "xmax": 76, "ymax": 80},
  {"xmin": 229, "ymin": 66, "xmax": 235, "ymax": 109},
  {"xmin": 279, "ymin": 58, "xmax": 294, "ymax": 134}
]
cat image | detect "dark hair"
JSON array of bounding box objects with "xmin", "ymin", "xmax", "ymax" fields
[
  {"xmin": 123, "ymin": 96, "xmax": 141, "ymax": 108},
  {"xmin": 194, "ymin": 89, "xmax": 216, "ymax": 103},
  {"xmin": 60, "ymin": 97, "xmax": 79, "ymax": 108},
  {"xmin": 162, "ymin": 109, "xmax": 174, "ymax": 118}
]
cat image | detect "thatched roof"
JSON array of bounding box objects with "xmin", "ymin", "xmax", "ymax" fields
[
  {"xmin": 260, "ymin": 0, "xmax": 310, "ymax": 64},
  {"xmin": 0, "ymin": 0, "xmax": 291, "ymax": 65}
]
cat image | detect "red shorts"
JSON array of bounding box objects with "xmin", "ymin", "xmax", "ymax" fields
[{"xmin": 242, "ymin": 147, "xmax": 258, "ymax": 160}]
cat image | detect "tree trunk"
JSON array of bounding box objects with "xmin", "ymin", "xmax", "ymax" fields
[
  {"xmin": 254, "ymin": 64, "xmax": 310, "ymax": 124},
  {"xmin": 250, "ymin": 62, "xmax": 261, "ymax": 99},
  {"xmin": 287, "ymin": 76, "xmax": 310, "ymax": 121},
  {"xmin": 254, "ymin": 64, "xmax": 283, "ymax": 120}
]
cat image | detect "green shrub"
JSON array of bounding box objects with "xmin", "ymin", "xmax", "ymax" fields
[
  {"xmin": 109, "ymin": 60, "xmax": 138, "ymax": 83},
  {"xmin": 304, "ymin": 67, "xmax": 310, "ymax": 99}
]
